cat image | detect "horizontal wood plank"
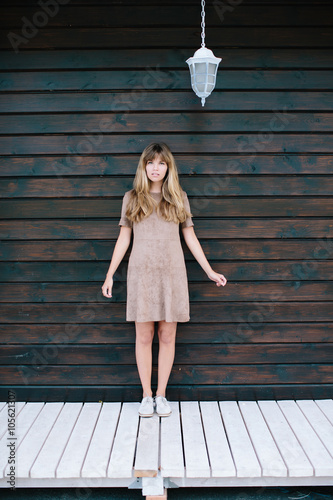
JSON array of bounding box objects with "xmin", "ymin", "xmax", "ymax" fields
[
  {"xmin": 2, "ymin": 6, "xmax": 332, "ymax": 27},
  {"xmin": 1, "ymin": 323, "xmax": 332, "ymax": 345},
  {"xmin": 0, "ymin": 155, "xmax": 332, "ymax": 177},
  {"xmin": 1, "ymin": 281, "xmax": 333, "ymax": 303},
  {"xmin": 1, "ymin": 198, "xmax": 333, "ymax": 219},
  {"xmin": 1, "ymin": 218, "xmax": 333, "ymax": 240},
  {"xmin": 1, "ymin": 92, "xmax": 332, "ymax": 113},
  {"xmin": 1, "ymin": 239, "xmax": 332, "ymax": 261},
  {"xmin": 1, "ymin": 134, "xmax": 332, "ymax": 155},
  {"xmin": 1, "ymin": 343, "xmax": 332, "ymax": 365},
  {"xmin": 2, "ymin": 27, "xmax": 333, "ymax": 49},
  {"xmin": 1, "ymin": 261, "xmax": 333, "ymax": 283},
  {"xmin": 1, "ymin": 301, "xmax": 333, "ymax": 323},
  {"xmin": 2, "ymin": 112, "xmax": 333, "ymax": 133},
  {"xmin": 2, "ymin": 383, "xmax": 333, "ymax": 402},
  {"xmin": 1, "ymin": 72, "xmax": 332, "ymax": 92},
  {"xmin": 1, "ymin": 49, "xmax": 333, "ymax": 70},
  {"xmin": 2, "ymin": 0, "xmax": 333, "ymax": 5},
  {"xmin": 1, "ymin": 175, "xmax": 333, "ymax": 197},
  {"xmin": 1, "ymin": 364, "xmax": 333, "ymax": 386}
]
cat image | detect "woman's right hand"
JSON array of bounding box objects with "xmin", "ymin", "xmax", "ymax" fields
[{"xmin": 101, "ymin": 276, "xmax": 113, "ymax": 298}]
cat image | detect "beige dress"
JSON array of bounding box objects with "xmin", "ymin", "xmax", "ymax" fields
[{"xmin": 119, "ymin": 190, "xmax": 194, "ymax": 323}]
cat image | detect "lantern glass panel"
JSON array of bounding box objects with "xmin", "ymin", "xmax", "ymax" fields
[
  {"xmin": 195, "ymin": 62, "xmax": 206, "ymax": 74},
  {"xmin": 196, "ymin": 74, "xmax": 206, "ymax": 84},
  {"xmin": 208, "ymin": 63, "xmax": 216, "ymax": 75}
]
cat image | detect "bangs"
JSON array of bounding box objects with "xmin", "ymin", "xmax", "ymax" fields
[{"xmin": 143, "ymin": 143, "xmax": 170, "ymax": 165}]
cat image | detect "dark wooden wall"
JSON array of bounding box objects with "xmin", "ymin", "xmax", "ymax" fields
[{"xmin": 0, "ymin": 0, "xmax": 332, "ymax": 401}]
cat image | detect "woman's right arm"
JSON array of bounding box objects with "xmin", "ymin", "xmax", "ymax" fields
[{"xmin": 101, "ymin": 226, "xmax": 132, "ymax": 298}]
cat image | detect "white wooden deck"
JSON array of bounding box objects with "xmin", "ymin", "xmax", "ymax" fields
[{"xmin": 1, "ymin": 400, "xmax": 333, "ymax": 498}]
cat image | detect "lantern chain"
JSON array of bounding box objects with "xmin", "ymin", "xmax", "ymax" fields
[{"xmin": 201, "ymin": 0, "xmax": 205, "ymax": 47}]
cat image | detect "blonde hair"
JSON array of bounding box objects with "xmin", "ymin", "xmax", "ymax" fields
[{"xmin": 125, "ymin": 142, "xmax": 192, "ymax": 224}]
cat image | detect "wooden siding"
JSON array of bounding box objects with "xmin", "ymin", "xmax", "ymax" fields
[{"xmin": 0, "ymin": 0, "xmax": 332, "ymax": 401}]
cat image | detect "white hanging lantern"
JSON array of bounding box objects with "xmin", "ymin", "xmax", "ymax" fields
[{"xmin": 186, "ymin": 0, "xmax": 222, "ymax": 106}]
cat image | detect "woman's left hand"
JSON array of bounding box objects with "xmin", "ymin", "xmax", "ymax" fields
[{"xmin": 207, "ymin": 270, "xmax": 227, "ymax": 287}]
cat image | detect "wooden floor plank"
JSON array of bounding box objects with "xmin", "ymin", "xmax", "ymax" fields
[
  {"xmin": 219, "ymin": 401, "xmax": 261, "ymax": 478},
  {"xmin": 107, "ymin": 403, "xmax": 140, "ymax": 479},
  {"xmin": 0, "ymin": 402, "xmax": 26, "ymax": 440},
  {"xmin": 297, "ymin": 400, "xmax": 333, "ymax": 458},
  {"xmin": 56, "ymin": 402, "xmax": 102, "ymax": 478},
  {"xmin": 239, "ymin": 401, "xmax": 287, "ymax": 477},
  {"xmin": 180, "ymin": 402, "xmax": 210, "ymax": 478},
  {"xmin": 278, "ymin": 400, "xmax": 333, "ymax": 476},
  {"xmin": 82, "ymin": 402, "xmax": 121, "ymax": 478},
  {"xmin": 30, "ymin": 403, "xmax": 82, "ymax": 478},
  {"xmin": 200, "ymin": 401, "xmax": 236, "ymax": 477},
  {"xmin": 134, "ymin": 413, "xmax": 159, "ymax": 477},
  {"xmin": 160, "ymin": 402, "xmax": 184, "ymax": 478},
  {"xmin": 0, "ymin": 402, "xmax": 44, "ymax": 477},
  {"xmin": 315, "ymin": 399, "xmax": 333, "ymax": 426},
  {"xmin": 7, "ymin": 402, "xmax": 63, "ymax": 478},
  {"xmin": 258, "ymin": 400, "xmax": 313, "ymax": 477}
]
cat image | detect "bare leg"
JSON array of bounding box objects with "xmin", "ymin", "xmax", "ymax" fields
[
  {"xmin": 156, "ymin": 320, "xmax": 177, "ymax": 397},
  {"xmin": 135, "ymin": 321, "xmax": 155, "ymax": 398}
]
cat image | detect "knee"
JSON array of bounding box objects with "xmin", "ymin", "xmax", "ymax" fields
[
  {"xmin": 136, "ymin": 328, "xmax": 154, "ymax": 346},
  {"xmin": 158, "ymin": 327, "xmax": 176, "ymax": 345}
]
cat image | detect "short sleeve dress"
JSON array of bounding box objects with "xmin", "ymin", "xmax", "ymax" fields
[{"xmin": 118, "ymin": 190, "xmax": 194, "ymax": 323}]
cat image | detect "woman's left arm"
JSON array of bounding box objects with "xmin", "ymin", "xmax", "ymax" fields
[{"xmin": 182, "ymin": 226, "xmax": 227, "ymax": 287}]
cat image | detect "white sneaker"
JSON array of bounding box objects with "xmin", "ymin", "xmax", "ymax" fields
[
  {"xmin": 154, "ymin": 396, "xmax": 172, "ymax": 417},
  {"xmin": 138, "ymin": 396, "xmax": 154, "ymax": 417}
]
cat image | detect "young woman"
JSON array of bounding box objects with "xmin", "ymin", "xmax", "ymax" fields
[{"xmin": 102, "ymin": 143, "xmax": 227, "ymax": 417}]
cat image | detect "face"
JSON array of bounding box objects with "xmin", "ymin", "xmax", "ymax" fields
[{"xmin": 145, "ymin": 154, "xmax": 168, "ymax": 186}]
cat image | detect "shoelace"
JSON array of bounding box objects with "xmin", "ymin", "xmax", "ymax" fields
[{"xmin": 155, "ymin": 396, "xmax": 167, "ymax": 405}]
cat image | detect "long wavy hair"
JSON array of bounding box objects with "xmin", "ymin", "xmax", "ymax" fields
[{"xmin": 125, "ymin": 143, "xmax": 192, "ymax": 224}]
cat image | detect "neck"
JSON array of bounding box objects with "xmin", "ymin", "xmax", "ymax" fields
[{"xmin": 150, "ymin": 180, "xmax": 163, "ymax": 192}]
